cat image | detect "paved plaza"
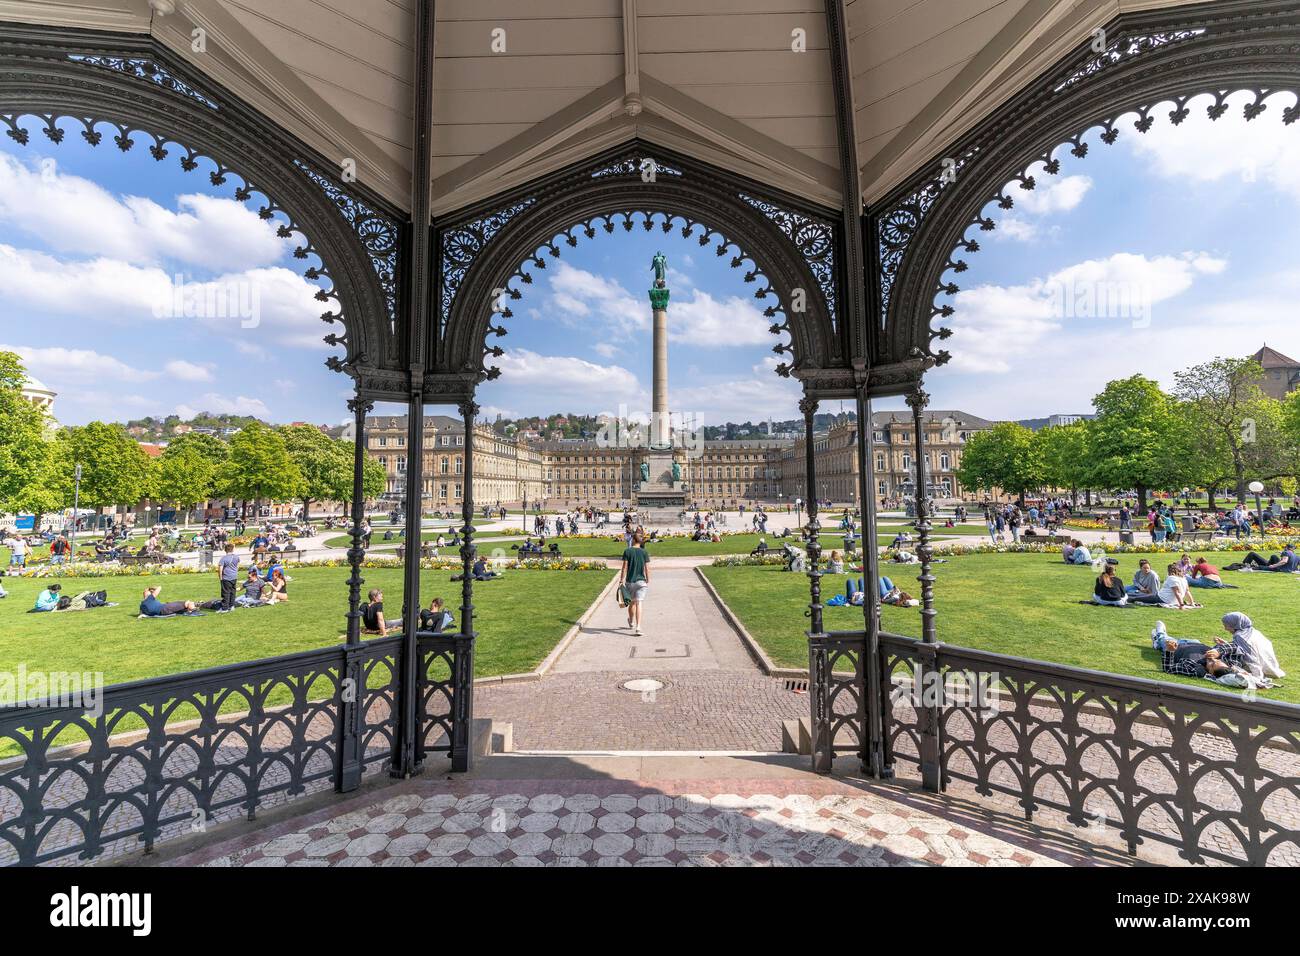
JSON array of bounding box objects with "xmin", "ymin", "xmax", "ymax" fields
[{"xmin": 143, "ymin": 754, "xmax": 1151, "ymax": 868}]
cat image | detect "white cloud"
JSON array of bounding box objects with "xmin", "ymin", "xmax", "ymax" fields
[
  {"xmin": 947, "ymin": 251, "xmax": 1228, "ymax": 374},
  {"xmin": 993, "ymin": 175, "xmax": 1092, "ymax": 242},
  {"xmin": 175, "ymin": 394, "xmax": 272, "ymax": 419},
  {"xmin": 0, "ymin": 153, "xmax": 288, "ymax": 271},
  {"xmin": 673, "ymin": 358, "xmax": 801, "ymax": 424},
  {"xmin": 667, "ymin": 290, "xmax": 770, "ymax": 347},
  {"xmin": 164, "ymin": 360, "xmax": 214, "ymax": 382},
  {"xmin": 492, "ymin": 348, "xmax": 647, "ymax": 411},
  {"xmin": 1, "ymin": 343, "xmax": 149, "ymax": 384},
  {"xmin": 1124, "ymin": 90, "xmax": 1300, "ymax": 202},
  {"xmin": 591, "ymin": 342, "xmax": 620, "ymax": 358},
  {"xmin": 0, "ymin": 246, "xmax": 330, "ymax": 350}
]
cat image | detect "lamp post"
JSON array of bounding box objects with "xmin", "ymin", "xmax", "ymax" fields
[
  {"xmin": 69, "ymin": 463, "xmax": 81, "ymax": 556},
  {"xmin": 1249, "ymin": 480, "xmax": 1265, "ymax": 536}
]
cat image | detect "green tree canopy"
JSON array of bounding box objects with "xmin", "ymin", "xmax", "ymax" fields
[
  {"xmin": 280, "ymin": 423, "xmax": 351, "ymax": 519},
  {"xmin": 1034, "ymin": 421, "xmax": 1091, "ymax": 504},
  {"xmin": 0, "ymin": 351, "xmax": 55, "ymax": 515},
  {"xmin": 154, "ymin": 443, "xmax": 219, "ymax": 524},
  {"xmin": 1085, "ymin": 375, "xmax": 1187, "ymax": 512},
  {"xmin": 45, "ymin": 421, "xmax": 154, "ymax": 514},
  {"xmin": 1172, "ymin": 357, "xmax": 1277, "ymax": 503},
  {"xmin": 954, "ymin": 422, "xmax": 1044, "ymax": 503},
  {"xmin": 221, "ymin": 422, "xmax": 303, "ymax": 506}
]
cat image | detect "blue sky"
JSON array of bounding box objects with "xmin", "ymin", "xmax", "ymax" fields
[{"xmin": 3, "ymin": 88, "xmax": 1299, "ymax": 428}]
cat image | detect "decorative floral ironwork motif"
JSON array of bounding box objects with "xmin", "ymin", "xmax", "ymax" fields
[
  {"xmin": 1053, "ymin": 30, "xmax": 1206, "ymax": 93},
  {"xmin": 739, "ymin": 192, "xmax": 837, "ymax": 330},
  {"xmin": 295, "ymin": 159, "xmax": 400, "ymax": 333},
  {"xmin": 590, "ymin": 156, "xmax": 683, "ymax": 178},
  {"xmin": 66, "ymin": 53, "xmax": 220, "ymax": 109},
  {"xmin": 439, "ymin": 198, "xmax": 537, "ymax": 328}
]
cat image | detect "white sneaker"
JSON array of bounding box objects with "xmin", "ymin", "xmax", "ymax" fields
[
  {"xmin": 1152, "ymin": 620, "xmax": 1167, "ymax": 642},
  {"xmin": 634, "ymin": 626, "xmax": 642, "ymax": 636}
]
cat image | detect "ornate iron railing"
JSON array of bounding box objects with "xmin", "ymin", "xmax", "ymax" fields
[
  {"xmin": 879, "ymin": 632, "xmax": 1300, "ymax": 866},
  {"xmin": 808, "ymin": 630, "xmax": 868, "ymax": 773},
  {"xmin": 416, "ymin": 632, "xmax": 475, "ymax": 772},
  {"xmin": 0, "ymin": 636, "xmax": 403, "ymax": 867}
]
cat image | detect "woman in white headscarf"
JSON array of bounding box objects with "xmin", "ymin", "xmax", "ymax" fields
[{"xmin": 1221, "ymin": 612, "xmax": 1286, "ymax": 679}]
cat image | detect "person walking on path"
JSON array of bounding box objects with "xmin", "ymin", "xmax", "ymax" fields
[{"xmin": 619, "ymin": 529, "xmax": 651, "ymax": 636}]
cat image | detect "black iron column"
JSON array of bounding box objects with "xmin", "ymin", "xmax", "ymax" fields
[
  {"xmin": 336, "ymin": 395, "xmax": 372, "ymax": 792},
  {"xmin": 344, "ymin": 397, "xmax": 373, "ymax": 646},
  {"xmin": 392, "ymin": 0, "xmax": 436, "ymax": 780},
  {"xmin": 853, "ymin": 375, "xmax": 886, "ymax": 779},
  {"xmin": 801, "ymin": 394, "xmax": 823, "ymax": 633},
  {"xmin": 907, "ymin": 385, "xmax": 942, "ymax": 791},
  {"xmin": 453, "ymin": 398, "xmax": 479, "ymax": 772}
]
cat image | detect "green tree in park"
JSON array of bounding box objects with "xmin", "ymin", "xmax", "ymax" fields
[
  {"xmin": 0, "ymin": 351, "xmax": 55, "ymax": 515},
  {"xmin": 1085, "ymin": 375, "xmax": 1188, "ymax": 514},
  {"xmin": 1035, "ymin": 421, "xmax": 1091, "ymax": 507},
  {"xmin": 45, "ymin": 421, "xmax": 155, "ymax": 519},
  {"xmin": 221, "ymin": 421, "xmax": 303, "ymax": 513},
  {"xmin": 954, "ymin": 422, "xmax": 1044, "ymax": 505},
  {"xmin": 349, "ymin": 440, "xmax": 387, "ymax": 517},
  {"xmin": 280, "ymin": 423, "xmax": 351, "ymax": 521},
  {"xmin": 154, "ymin": 442, "xmax": 219, "ymax": 527},
  {"xmin": 1172, "ymin": 357, "xmax": 1277, "ymax": 504},
  {"xmin": 164, "ymin": 430, "xmax": 230, "ymax": 466}
]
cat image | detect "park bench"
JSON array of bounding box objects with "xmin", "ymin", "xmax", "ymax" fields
[
  {"xmin": 119, "ymin": 552, "xmax": 173, "ymax": 567},
  {"xmin": 515, "ymin": 550, "xmax": 565, "ymax": 562},
  {"xmin": 1173, "ymin": 529, "xmax": 1215, "ymax": 545}
]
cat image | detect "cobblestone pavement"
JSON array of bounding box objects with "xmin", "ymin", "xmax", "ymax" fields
[
  {"xmin": 157, "ymin": 762, "xmax": 1142, "ymax": 868},
  {"xmin": 477, "ymin": 671, "xmax": 812, "ymax": 751}
]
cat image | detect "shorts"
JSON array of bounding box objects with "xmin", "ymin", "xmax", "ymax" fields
[{"xmin": 625, "ymin": 580, "xmax": 648, "ymax": 602}]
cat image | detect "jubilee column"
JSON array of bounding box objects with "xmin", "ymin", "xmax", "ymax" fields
[{"xmin": 649, "ymin": 250, "xmax": 670, "ymax": 449}]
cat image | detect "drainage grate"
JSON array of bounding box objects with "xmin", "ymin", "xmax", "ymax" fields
[{"xmin": 784, "ymin": 679, "xmax": 809, "ymax": 692}]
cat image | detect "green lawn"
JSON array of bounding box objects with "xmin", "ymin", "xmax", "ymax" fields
[
  {"xmin": 0, "ymin": 565, "xmax": 613, "ymax": 691},
  {"xmin": 702, "ymin": 552, "xmax": 1300, "ymax": 703}
]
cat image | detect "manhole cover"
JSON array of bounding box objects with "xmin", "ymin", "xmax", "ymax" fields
[{"xmin": 621, "ymin": 678, "xmax": 665, "ymax": 693}]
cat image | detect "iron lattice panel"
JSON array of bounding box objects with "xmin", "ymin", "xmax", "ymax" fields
[
  {"xmin": 881, "ymin": 634, "xmax": 1300, "ymax": 866},
  {"xmin": 809, "ymin": 632, "xmax": 868, "ymax": 759},
  {"xmin": 0, "ymin": 637, "xmax": 402, "ymax": 867},
  {"xmin": 416, "ymin": 634, "xmax": 472, "ymax": 763}
]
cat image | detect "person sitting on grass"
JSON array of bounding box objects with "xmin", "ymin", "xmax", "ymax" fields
[
  {"xmin": 236, "ymin": 567, "xmax": 268, "ymax": 607},
  {"xmin": 1224, "ymin": 543, "xmax": 1299, "ymax": 573},
  {"xmin": 139, "ymin": 585, "xmax": 197, "ymax": 616},
  {"xmin": 1126, "ymin": 559, "xmax": 1161, "ymax": 600},
  {"xmin": 419, "ymin": 596, "xmax": 454, "ymax": 633},
  {"xmin": 825, "ymin": 550, "xmax": 845, "ymax": 574},
  {"xmin": 471, "ymin": 556, "xmax": 498, "ymax": 580},
  {"xmin": 264, "ymin": 567, "xmax": 289, "ymax": 604},
  {"xmin": 33, "ymin": 583, "xmax": 61, "ymax": 612},
  {"xmin": 1187, "ymin": 556, "xmax": 1235, "ymax": 588},
  {"xmin": 361, "ymin": 587, "xmax": 399, "ymax": 635},
  {"xmin": 1091, "ymin": 559, "xmax": 1128, "ymax": 606},
  {"xmin": 1221, "ymin": 611, "xmax": 1286, "ymax": 679},
  {"xmin": 1158, "ymin": 563, "xmax": 1201, "ymax": 610}
]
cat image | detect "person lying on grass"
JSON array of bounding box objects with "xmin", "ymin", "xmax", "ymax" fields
[
  {"xmin": 1223, "ymin": 544, "xmax": 1299, "ymax": 573},
  {"xmin": 846, "ymin": 576, "xmax": 918, "ymax": 607},
  {"xmin": 1150, "ymin": 620, "xmax": 1276, "ymax": 688},
  {"xmin": 139, "ymin": 585, "xmax": 197, "ymax": 617},
  {"xmin": 1187, "ymin": 555, "xmax": 1236, "ymax": 588}
]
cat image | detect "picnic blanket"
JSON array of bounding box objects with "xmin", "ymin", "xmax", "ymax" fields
[
  {"xmin": 137, "ymin": 611, "xmax": 207, "ymax": 619},
  {"xmin": 1077, "ymin": 600, "xmax": 1196, "ymax": 610}
]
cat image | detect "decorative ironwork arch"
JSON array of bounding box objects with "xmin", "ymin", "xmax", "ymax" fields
[
  {"xmin": 435, "ymin": 141, "xmax": 852, "ymax": 399},
  {"xmin": 0, "ymin": 24, "xmax": 404, "ymax": 392},
  {"xmin": 873, "ymin": 0, "xmax": 1300, "ymax": 381}
]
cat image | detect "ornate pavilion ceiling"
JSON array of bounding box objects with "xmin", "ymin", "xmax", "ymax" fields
[{"xmin": 0, "ymin": 0, "xmax": 1205, "ymax": 214}]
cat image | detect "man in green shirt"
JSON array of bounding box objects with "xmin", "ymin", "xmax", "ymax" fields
[{"xmin": 620, "ymin": 530, "xmax": 651, "ymax": 635}]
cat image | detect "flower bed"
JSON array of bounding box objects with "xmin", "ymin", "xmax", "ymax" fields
[{"xmin": 10, "ymin": 554, "xmax": 609, "ymax": 578}]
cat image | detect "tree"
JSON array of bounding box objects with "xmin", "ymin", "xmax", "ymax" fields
[
  {"xmin": 1172, "ymin": 357, "xmax": 1271, "ymax": 504},
  {"xmin": 954, "ymin": 422, "xmax": 1044, "ymax": 504},
  {"xmin": 221, "ymin": 422, "xmax": 303, "ymax": 512},
  {"xmin": 154, "ymin": 443, "xmax": 219, "ymax": 527},
  {"xmin": 1085, "ymin": 375, "xmax": 1186, "ymax": 514},
  {"xmin": 45, "ymin": 422, "xmax": 154, "ymax": 518},
  {"xmin": 0, "ymin": 351, "xmax": 54, "ymax": 516},
  {"xmin": 1035, "ymin": 421, "xmax": 1091, "ymax": 507},
  {"xmin": 280, "ymin": 424, "xmax": 351, "ymax": 521}
]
